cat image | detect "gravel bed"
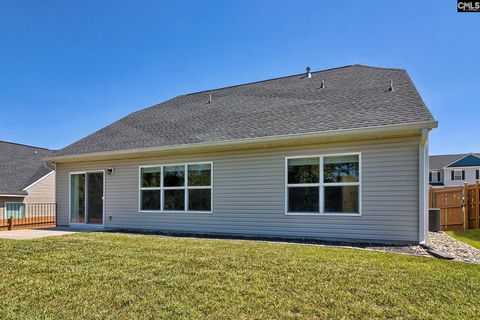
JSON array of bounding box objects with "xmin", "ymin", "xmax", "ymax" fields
[{"xmin": 427, "ymin": 231, "xmax": 480, "ymax": 264}]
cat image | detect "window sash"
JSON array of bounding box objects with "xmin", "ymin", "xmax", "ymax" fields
[
  {"xmin": 139, "ymin": 163, "xmax": 212, "ymax": 213},
  {"xmin": 285, "ymin": 154, "xmax": 361, "ymax": 215},
  {"xmin": 453, "ymin": 170, "xmax": 463, "ymax": 180}
]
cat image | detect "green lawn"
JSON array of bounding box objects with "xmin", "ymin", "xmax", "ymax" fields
[
  {"xmin": 0, "ymin": 233, "xmax": 479, "ymax": 319},
  {"xmin": 446, "ymin": 229, "xmax": 480, "ymax": 250}
]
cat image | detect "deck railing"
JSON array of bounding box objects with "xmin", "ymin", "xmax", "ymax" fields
[{"xmin": 0, "ymin": 203, "xmax": 56, "ymax": 230}]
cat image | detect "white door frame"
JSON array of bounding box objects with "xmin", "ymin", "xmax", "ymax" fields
[{"xmin": 68, "ymin": 170, "xmax": 105, "ymax": 228}]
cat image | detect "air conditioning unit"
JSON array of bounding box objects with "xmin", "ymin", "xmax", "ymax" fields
[{"xmin": 429, "ymin": 208, "xmax": 441, "ymax": 232}]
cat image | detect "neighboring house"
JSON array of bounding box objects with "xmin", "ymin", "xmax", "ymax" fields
[
  {"xmin": 46, "ymin": 65, "xmax": 437, "ymax": 244},
  {"xmin": 0, "ymin": 141, "xmax": 55, "ymax": 218},
  {"xmin": 429, "ymin": 153, "xmax": 480, "ymax": 186}
]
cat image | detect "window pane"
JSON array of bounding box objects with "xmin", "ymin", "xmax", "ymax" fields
[
  {"xmin": 288, "ymin": 157, "xmax": 319, "ymax": 184},
  {"xmin": 288, "ymin": 187, "xmax": 319, "ymax": 213},
  {"xmin": 324, "ymin": 186, "xmax": 359, "ymax": 213},
  {"xmin": 164, "ymin": 165, "xmax": 185, "ymax": 187},
  {"xmin": 454, "ymin": 171, "xmax": 463, "ymax": 180},
  {"xmin": 141, "ymin": 167, "xmax": 161, "ymax": 188},
  {"xmin": 5, "ymin": 203, "xmax": 26, "ymax": 219},
  {"xmin": 70, "ymin": 174, "xmax": 85, "ymax": 223},
  {"xmin": 188, "ymin": 189, "xmax": 211, "ymax": 211},
  {"xmin": 324, "ymin": 155, "xmax": 359, "ymax": 183},
  {"xmin": 188, "ymin": 164, "xmax": 211, "ymax": 186},
  {"xmin": 141, "ymin": 190, "xmax": 160, "ymax": 211},
  {"xmin": 164, "ymin": 189, "xmax": 185, "ymax": 211}
]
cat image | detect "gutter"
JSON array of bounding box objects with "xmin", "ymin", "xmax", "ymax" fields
[{"xmin": 45, "ymin": 121, "xmax": 438, "ymax": 163}]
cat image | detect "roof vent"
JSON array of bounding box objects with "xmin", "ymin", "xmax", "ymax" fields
[
  {"xmin": 208, "ymin": 94, "xmax": 212, "ymax": 103},
  {"xmin": 306, "ymin": 66, "xmax": 312, "ymax": 78},
  {"xmin": 389, "ymin": 79, "xmax": 394, "ymax": 92},
  {"xmin": 320, "ymin": 80, "xmax": 325, "ymax": 89}
]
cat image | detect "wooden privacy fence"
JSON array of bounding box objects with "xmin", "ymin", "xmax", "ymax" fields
[
  {"xmin": 429, "ymin": 182, "xmax": 480, "ymax": 231},
  {"xmin": 0, "ymin": 203, "xmax": 56, "ymax": 230}
]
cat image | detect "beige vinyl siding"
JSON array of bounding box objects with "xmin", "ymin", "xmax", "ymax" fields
[
  {"xmin": 24, "ymin": 172, "xmax": 55, "ymax": 204},
  {"xmin": 56, "ymin": 136, "xmax": 420, "ymax": 243}
]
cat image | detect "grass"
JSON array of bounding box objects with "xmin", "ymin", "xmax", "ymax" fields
[
  {"xmin": 0, "ymin": 233, "xmax": 479, "ymax": 319},
  {"xmin": 446, "ymin": 229, "xmax": 480, "ymax": 250}
]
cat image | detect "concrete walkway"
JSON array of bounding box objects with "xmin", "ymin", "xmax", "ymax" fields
[{"xmin": 0, "ymin": 228, "xmax": 77, "ymax": 240}]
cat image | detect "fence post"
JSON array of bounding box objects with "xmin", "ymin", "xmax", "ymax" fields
[
  {"xmin": 476, "ymin": 181, "xmax": 480, "ymax": 229},
  {"xmin": 7, "ymin": 217, "xmax": 13, "ymax": 230},
  {"xmin": 463, "ymin": 182, "xmax": 469, "ymax": 230}
]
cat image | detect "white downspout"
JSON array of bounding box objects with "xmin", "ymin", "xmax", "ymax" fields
[{"xmin": 419, "ymin": 129, "xmax": 429, "ymax": 244}]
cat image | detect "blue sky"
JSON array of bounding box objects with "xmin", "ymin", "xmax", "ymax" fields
[{"xmin": 0, "ymin": 1, "xmax": 478, "ymax": 154}]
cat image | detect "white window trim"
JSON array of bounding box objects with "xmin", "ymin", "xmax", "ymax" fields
[
  {"xmin": 138, "ymin": 161, "xmax": 213, "ymax": 214},
  {"xmin": 4, "ymin": 202, "xmax": 26, "ymax": 218},
  {"xmin": 453, "ymin": 169, "xmax": 463, "ymax": 181},
  {"xmin": 430, "ymin": 170, "xmax": 440, "ymax": 183},
  {"xmin": 284, "ymin": 152, "xmax": 362, "ymax": 216},
  {"xmin": 68, "ymin": 170, "xmax": 106, "ymax": 228}
]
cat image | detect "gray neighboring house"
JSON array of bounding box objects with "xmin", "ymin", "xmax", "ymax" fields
[
  {"xmin": 0, "ymin": 141, "xmax": 55, "ymax": 218},
  {"xmin": 46, "ymin": 65, "xmax": 437, "ymax": 244},
  {"xmin": 429, "ymin": 153, "xmax": 480, "ymax": 186}
]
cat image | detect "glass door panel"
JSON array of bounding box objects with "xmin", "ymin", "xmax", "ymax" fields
[
  {"xmin": 70, "ymin": 174, "xmax": 86, "ymax": 223},
  {"xmin": 87, "ymin": 172, "xmax": 104, "ymax": 224}
]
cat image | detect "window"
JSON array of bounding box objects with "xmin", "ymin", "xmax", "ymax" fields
[
  {"xmin": 286, "ymin": 153, "xmax": 361, "ymax": 215},
  {"xmin": 430, "ymin": 171, "xmax": 440, "ymax": 183},
  {"xmin": 453, "ymin": 170, "xmax": 463, "ymax": 181},
  {"xmin": 4, "ymin": 202, "xmax": 26, "ymax": 219},
  {"xmin": 139, "ymin": 162, "xmax": 212, "ymax": 213},
  {"xmin": 323, "ymin": 155, "xmax": 360, "ymax": 213},
  {"xmin": 140, "ymin": 167, "xmax": 161, "ymax": 211},
  {"xmin": 287, "ymin": 157, "xmax": 319, "ymax": 213}
]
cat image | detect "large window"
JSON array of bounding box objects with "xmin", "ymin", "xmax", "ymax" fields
[
  {"xmin": 286, "ymin": 154, "xmax": 361, "ymax": 215},
  {"xmin": 139, "ymin": 162, "xmax": 212, "ymax": 213}
]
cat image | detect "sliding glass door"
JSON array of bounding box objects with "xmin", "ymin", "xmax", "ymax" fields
[{"xmin": 70, "ymin": 172, "xmax": 104, "ymax": 225}]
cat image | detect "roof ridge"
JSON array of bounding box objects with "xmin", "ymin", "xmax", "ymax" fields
[
  {"xmin": 430, "ymin": 153, "xmax": 471, "ymax": 157},
  {"xmin": 183, "ymin": 64, "xmax": 357, "ymax": 97},
  {"xmin": 351, "ymin": 64, "xmax": 406, "ymax": 72},
  {"xmin": 0, "ymin": 140, "xmax": 51, "ymax": 151}
]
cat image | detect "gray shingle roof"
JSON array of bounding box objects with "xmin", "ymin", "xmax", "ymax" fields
[
  {"xmin": 54, "ymin": 65, "xmax": 435, "ymax": 157},
  {"xmin": 0, "ymin": 141, "xmax": 53, "ymax": 196},
  {"xmin": 430, "ymin": 153, "xmax": 480, "ymax": 170}
]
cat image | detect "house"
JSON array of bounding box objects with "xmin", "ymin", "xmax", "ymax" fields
[
  {"xmin": 46, "ymin": 65, "xmax": 437, "ymax": 244},
  {"xmin": 0, "ymin": 141, "xmax": 55, "ymax": 218},
  {"xmin": 429, "ymin": 153, "xmax": 480, "ymax": 186}
]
